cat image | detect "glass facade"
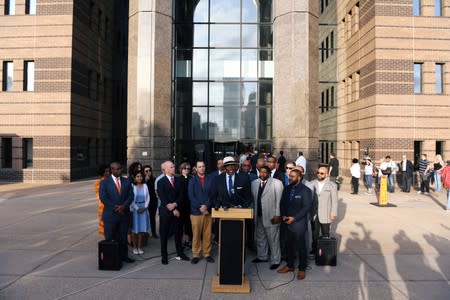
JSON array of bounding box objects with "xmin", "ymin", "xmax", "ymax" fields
[{"xmin": 173, "ymin": 0, "xmax": 273, "ymax": 167}]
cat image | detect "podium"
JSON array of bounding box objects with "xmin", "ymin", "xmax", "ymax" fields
[{"xmin": 211, "ymin": 208, "xmax": 253, "ymax": 293}]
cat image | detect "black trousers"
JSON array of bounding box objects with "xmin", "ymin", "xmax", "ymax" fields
[
  {"xmin": 148, "ymin": 199, "xmax": 158, "ymax": 236},
  {"xmin": 280, "ymin": 223, "xmax": 286, "ymax": 259},
  {"xmin": 351, "ymin": 177, "xmax": 359, "ymax": 193},
  {"xmin": 285, "ymin": 225, "xmax": 307, "ymax": 271},
  {"xmin": 401, "ymin": 173, "xmax": 411, "ymax": 192},
  {"xmin": 104, "ymin": 214, "xmax": 130, "ymax": 260},
  {"xmin": 311, "ymin": 217, "xmax": 330, "ymax": 253},
  {"xmin": 159, "ymin": 213, "xmax": 183, "ymax": 258}
]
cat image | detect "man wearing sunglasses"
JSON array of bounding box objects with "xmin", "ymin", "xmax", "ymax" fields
[{"xmin": 310, "ymin": 166, "xmax": 338, "ymax": 255}]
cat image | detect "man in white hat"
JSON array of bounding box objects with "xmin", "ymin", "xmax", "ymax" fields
[{"xmin": 210, "ymin": 156, "xmax": 252, "ymax": 209}]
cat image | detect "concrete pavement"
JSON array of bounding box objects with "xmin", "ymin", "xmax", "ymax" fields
[{"xmin": 0, "ymin": 179, "xmax": 448, "ymax": 300}]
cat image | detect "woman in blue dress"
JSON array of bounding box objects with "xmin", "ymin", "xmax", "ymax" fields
[{"xmin": 131, "ymin": 170, "xmax": 150, "ymax": 254}]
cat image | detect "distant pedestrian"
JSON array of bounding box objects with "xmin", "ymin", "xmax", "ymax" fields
[
  {"xmin": 295, "ymin": 151, "xmax": 307, "ymax": 171},
  {"xmin": 364, "ymin": 157, "xmax": 374, "ymax": 194},
  {"xmin": 433, "ymin": 154, "xmax": 444, "ymax": 193},
  {"xmin": 350, "ymin": 158, "xmax": 360, "ymax": 194},
  {"xmin": 328, "ymin": 152, "xmax": 340, "ymax": 189},
  {"xmin": 277, "ymin": 150, "xmax": 287, "ymax": 173},
  {"xmin": 418, "ymin": 154, "xmax": 429, "ymax": 194},
  {"xmin": 440, "ymin": 160, "xmax": 450, "ymax": 210},
  {"xmin": 399, "ymin": 155, "xmax": 414, "ymax": 193}
]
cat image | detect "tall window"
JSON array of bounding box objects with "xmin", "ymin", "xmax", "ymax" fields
[
  {"xmin": 5, "ymin": 0, "xmax": 15, "ymax": 15},
  {"xmin": 25, "ymin": 0, "xmax": 36, "ymax": 15},
  {"xmin": 436, "ymin": 63, "xmax": 443, "ymax": 94},
  {"xmin": 3, "ymin": 61, "xmax": 13, "ymax": 91},
  {"xmin": 414, "ymin": 63, "xmax": 422, "ymax": 93},
  {"xmin": 1, "ymin": 138, "xmax": 12, "ymax": 168},
  {"xmin": 435, "ymin": 0, "xmax": 442, "ymax": 16},
  {"xmin": 24, "ymin": 61, "xmax": 35, "ymax": 91},
  {"xmin": 413, "ymin": 0, "xmax": 421, "ymax": 16},
  {"xmin": 23, "ymin": 138, "xmax": 33, "ymax": 168},
  {"xmin": 173, "ymin": 0, "xmax": 273, "ymax": 164}
]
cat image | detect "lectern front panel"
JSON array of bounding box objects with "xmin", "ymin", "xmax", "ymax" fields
[{"xmin": 219, "ymin": 219, "xmax": 244, "ymax": 285}]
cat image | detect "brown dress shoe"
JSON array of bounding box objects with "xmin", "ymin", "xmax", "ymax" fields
[
  {"xmin": 297, "ymin": 270, "xmax": 306, "ymax": 280},
  {"xmin": 277, "ymin": 266, "xmax": 294, "ymax": 273}
]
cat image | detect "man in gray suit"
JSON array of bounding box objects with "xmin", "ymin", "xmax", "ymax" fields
[
  {"xmin": 251, "ymin": 166, "xmax": 284, "ymax": 270},
  {"xmin": 311, "ymin": 166, "xmax": 338, "ymax": 254}
]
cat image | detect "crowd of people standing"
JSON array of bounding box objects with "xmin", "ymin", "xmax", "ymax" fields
[
  {"xmin": 346, "ymin": 153, "xmax": 450, "ymax": 210},
  {"xmin": 95, "ymin": 150, "xmax": 339, "ymax": 281}
]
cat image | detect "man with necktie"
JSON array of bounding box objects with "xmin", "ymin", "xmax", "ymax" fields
[
  {"xmin": 100, "ymin": 162, "xmax": 135, "ymax": 263},
  {"xmin": 210, "ymin": 156, "xmax": 252, "ymax": 209},
  {"xmin": 251, "ymin": 166, "xmax": 284, "ymax": 270},
  {"xmin": 157, "ymin": 160, "xmax": 190, "ymax": 265}
]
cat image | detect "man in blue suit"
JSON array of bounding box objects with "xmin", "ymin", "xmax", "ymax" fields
[
  {"xmin": 210, "ymin": 156, "xmax": 252, "ymax": 209},
  {"xmin": 277, "ymin": 168, "xmax": 313, "ymax": 280},
  {"xmin": 157, "ymin": 160, "xmax": 190, "ymax": 265},
  {"xmin": 100, "ymin": 162, "xmax": 135, "ymax": 263}
]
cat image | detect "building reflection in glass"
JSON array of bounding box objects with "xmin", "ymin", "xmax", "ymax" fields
[{"xmin": 173, "ymin": 0, "xmax": 273, "ymax": 168}]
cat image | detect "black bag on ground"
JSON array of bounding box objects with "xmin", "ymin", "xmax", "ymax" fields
[
  {"xmin": 98, "ymin": 240, "xmax": 122, "ymax": 270},
  {"xmin": 315, "ymin": 236, "xmax": 337, "ymax": 266}
]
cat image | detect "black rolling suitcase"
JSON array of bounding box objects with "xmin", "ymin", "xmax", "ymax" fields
[
  {"xmin": 98, "ymin": 240, "xmax": 122, "ymax": 270},
  {"xmin": 315, "ymin": 236, "xmax": 337, "ymax": 266}
]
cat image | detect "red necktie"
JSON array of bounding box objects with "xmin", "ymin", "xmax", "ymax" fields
[
  {"xmin": 170, "ymin": 177, "xmax": 175, "ymax": 188},
  {"xmin": 115, "ymin": 177, "xmax": 121, "ymax": 193}
]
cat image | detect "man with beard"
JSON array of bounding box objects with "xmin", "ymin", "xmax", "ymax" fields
[
  {"xmin": 277, "ymin": 169, "xmax": 313, "ymax": 280},
  {"xmin": 310, "ymin": 166, "xmax": 338, "ymax": 254}
]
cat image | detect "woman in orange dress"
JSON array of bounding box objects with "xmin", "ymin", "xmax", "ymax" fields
[{"xmin": 95, "ymin": 164, "xmax": 111, "ymax": 237}]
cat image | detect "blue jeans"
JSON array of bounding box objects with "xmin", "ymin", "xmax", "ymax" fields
[
  {"xmin": 388, "ymin": 174, "xmax": 395, "ymax": 192},
  {"xmin": 434, "ymin": 172, "xmax": 441, "ymax": 192},
  {"xmin": 364, "ymin": 175, "xmax": 373, "ymax": 189}
]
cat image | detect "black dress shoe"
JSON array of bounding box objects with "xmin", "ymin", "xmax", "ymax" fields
[
  {"xmin": 179, "ymin": 253, "xmax": 190, "ymax": 261},
  {"xmin": 191, "ymin": 257, "xmax": 201, "ymax": 264},
  {"xmin": 161, "ymin": 257, "xmax": 168, "ymax": 265},
  {"xmin": 123, "ymin": 257, "xmax": 135, "ymax": 263},
  {"xmin": 205, "ymin": 256, "xmax": 215, "ymax": 263},
  {"xmin": 270, "ymin": 264, "xmax": 280, "ymax": 270},
  {"xmin": 252, "ymin": 258, "xmax": 268, "ymax": 263}
]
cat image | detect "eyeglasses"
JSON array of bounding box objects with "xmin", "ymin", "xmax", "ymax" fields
[{"xmin": 183, "ymin": 167, "xmax": 191, "ymax": 170}]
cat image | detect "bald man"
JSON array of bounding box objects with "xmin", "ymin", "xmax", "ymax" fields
[
  {"xmin": 157, "ymin": 161, "xmax": 190, "ymax": 264},
  {"xmin": 310, "ymin": 166, "xmax": 338, "ymax": 254}
]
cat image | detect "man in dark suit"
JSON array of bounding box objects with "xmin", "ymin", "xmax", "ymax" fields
[
  {"xmin": 100, "ymin": 162, "xmax": 135, "ymax": 263},
  {"xmin": 267, "ymin": 156, "xmax": 286, "ymax": 183},
  {"xmin": 239, "ymin": 159, "xmax": 258, "ymax": 182},
  {"xmin": 277, "ymin": 169, "xmax": 313, "ymax": 280},
  {"xmin": 400, "ymin": 154, "xmax": 414, "ymax": 192},
  {"xmin": 210, "ymin": 156, "xmax": 252, "ymax": 209},
  {"xmin": 157, "ymin": 160, "xmax": 190, "ymax": 265}
]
